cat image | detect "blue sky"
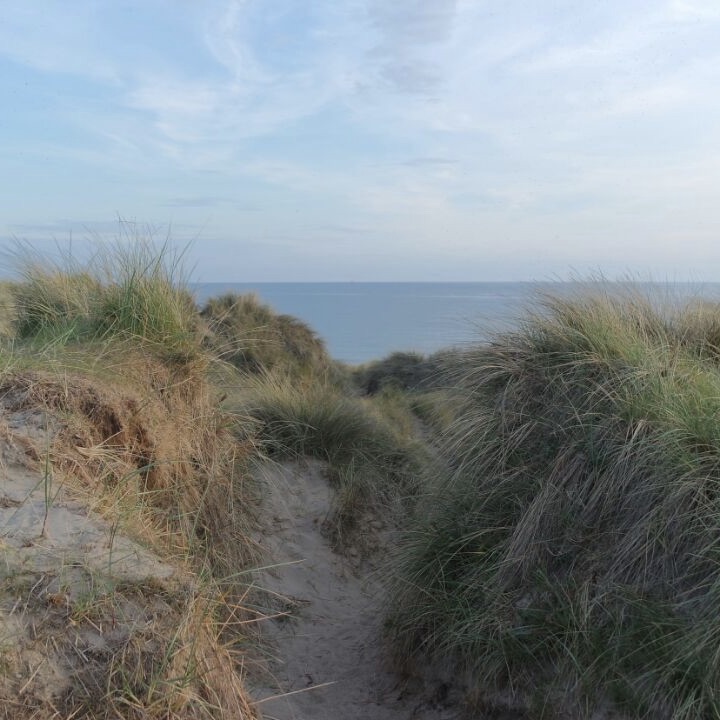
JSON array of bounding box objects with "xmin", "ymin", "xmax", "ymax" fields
[{"xmin": 2, "ymin": 0, "xmax": 720, "ymax": 281}]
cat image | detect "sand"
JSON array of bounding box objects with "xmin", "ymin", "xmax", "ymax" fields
[
  {"xmin": 249, "ymin": 460, "xmax": 463, "ymax": 720},
  {"xmin": 0, "ymin": 393, "xmax": 460, "ymax": 718}
]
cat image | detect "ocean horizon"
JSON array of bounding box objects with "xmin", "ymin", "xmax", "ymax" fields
[{"xmin": 192, "ymin": 281, "xmax": 720, "ymax": 365}]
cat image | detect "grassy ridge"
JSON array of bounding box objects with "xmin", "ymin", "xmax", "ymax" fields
[
  {"xmin": 200, "ymin": 292, "xmax": 331, "ymax": 378},
  {"xmin": 387, "ymin": 286, "xmax": 720, "ymax": 719}
]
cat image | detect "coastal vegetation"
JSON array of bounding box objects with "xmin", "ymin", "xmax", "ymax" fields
[
  {"xmin": 387, "ymin": 287, "xmax": 720, "ymax": 719},
  {"xmin": 238, "ymin": 375, "xmax": 428, "ymax": 547},
  {"xmin": 0, "ymin": 242, "xmax": 256, "ymax": 719},
  {"xmin": 3, "ymin": 241, "xmax": 720, "ymax": 719},
  {"xmin": 0, "ymin": 241, "xmax": 431, "ymax": 718}
]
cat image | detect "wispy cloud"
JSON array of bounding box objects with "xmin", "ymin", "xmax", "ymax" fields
[
  {"xmin": 364, "ymin": 0, "xmax": 456, "ymax": 93},
  {"xmin": 669, "ymin": 0, "xmax": 720, "ymax": 21},
  {"xmin": 2, "ymin": 1, "xmax": 720, "ymax": 279}
]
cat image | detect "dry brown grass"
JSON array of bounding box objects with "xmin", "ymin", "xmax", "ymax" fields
[
  {"xmin": 0, "ymin": 574, "xmax": 256, "ymax": 720},
  {"xmin": 0, "ymin": 355, "xmax": 257, "ymax": 572},
  {"xmin": 0, "ymin": 240, "xmax": 266, "ymax": 718},
  {"xmin": 0, "ymin": 354, "xmax": 260, "ymax": 718}
]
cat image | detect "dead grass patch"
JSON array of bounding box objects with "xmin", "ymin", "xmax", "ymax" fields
[
  {"xmin": 0, "ymin": 359, "xmax": 257, "ymax": 574},
  {"xmin": 0, "ymin": 572, "xmax": 255, "ymax": 720},
  {"xmin": 0, "ymin": 354, "xmax": 259, "ymax": 718}
]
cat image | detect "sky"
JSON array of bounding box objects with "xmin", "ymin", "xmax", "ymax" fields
[{"xmin": 2, "ymin": 0, "xmax": 720, "ymax": 282}]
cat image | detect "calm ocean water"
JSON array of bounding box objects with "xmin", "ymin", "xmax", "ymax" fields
[{"xmin": 192, "ymin": 282, "xmax": 720, "ymax": 365}]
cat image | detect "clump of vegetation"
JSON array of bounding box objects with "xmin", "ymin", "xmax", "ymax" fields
[
  {"xmin": 200, "ymin": 292, "xmax": 331, "ymax": 378},
  {"xmin": 353, "ymin": 349, "xmax": 458, "ymax": 395},
  {"xmin": 0, "ymin": 570, "xmax": 255, "ymax": 720},
  {"xmin": 237, "ymin": 375, "xmax": 428, "ymax": 546},
  {"xmin": 0, "ymin": 281, "xmax": 18, "ymax": 337},
  {"xmin": 354, "ymin": 351, "xmax": 433, "ymax": 394},
  {"xmin": 405, "ymin": 389, "xmax": 460, "ymax": 435},
  {"xmin": 387, "ymin": 286, "xmax": 720, "ymax": 719},
  {"xmin": 351, "ymin": 350, "xmax": 464, "ymax": 441}
]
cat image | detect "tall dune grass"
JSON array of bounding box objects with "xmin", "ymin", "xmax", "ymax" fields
[
  {"xmin": 10, "ymin": 239, "xmax": 199, "ymax": 362},
  {"xmin": 200, "ymin": 292, "xmax": 331, "ymax": 377},
  {"xmin": 387, "ymin": 286, "xmax": 720, "ymax": 719}
]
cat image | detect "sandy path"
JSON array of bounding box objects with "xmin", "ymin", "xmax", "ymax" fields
[{"xmin": 250, "ymin": 460, "xmax": 461, "ymax": 720}]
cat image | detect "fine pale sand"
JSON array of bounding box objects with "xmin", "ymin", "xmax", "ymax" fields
[{"xmin": 249, "ymin": 460, "xmax": 463, "ymax": 720}]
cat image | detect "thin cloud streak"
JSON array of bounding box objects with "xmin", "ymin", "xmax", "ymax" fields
[{"xmin": 1, "ymin": 1, "xmax": 719, "ymax": 279}]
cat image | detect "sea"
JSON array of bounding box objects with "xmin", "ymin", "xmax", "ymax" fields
[{"xmin": 191, "ymin": 282, "xmax": 720, "ymax": 365}]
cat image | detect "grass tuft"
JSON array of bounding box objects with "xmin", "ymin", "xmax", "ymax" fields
[{"xmin": 9, "ymin": 236, "xmax": 200, "ymax": 363}]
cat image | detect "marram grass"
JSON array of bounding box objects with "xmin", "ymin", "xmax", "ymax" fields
[
  {"xmin": 9, "ymin": 238, "xmax": 200, "ymax": 362},
  {"xmin": 387, "ymin": 286, "xmax": 720, "ymax": 719},
  {"xmin": 201, "ymin": 292, "xmax": 331, "ymax": 377}
]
